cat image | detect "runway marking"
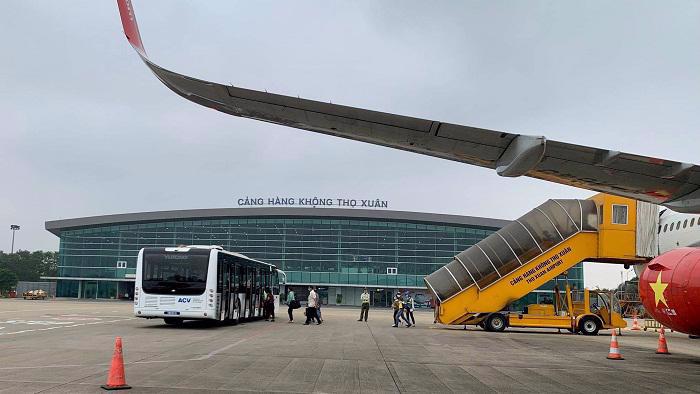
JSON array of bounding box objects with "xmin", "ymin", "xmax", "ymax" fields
[
  {"xmin": 0, "ymin": 320, "xmax": 76, "ymax": 326},
  {"xmin": 0, "ymin": 318, "xmax": 135, "ymax": 336},
  {"xmin": 196, "ymin": 337, "xmax": 250, "ymax": 360},
  {"xmin": 0, "ymin": 306, "xmax": 129, "ymax": 315},
  {"xmin": 0, "ymin": 320, "xmax": 279, "ymax": 370}
]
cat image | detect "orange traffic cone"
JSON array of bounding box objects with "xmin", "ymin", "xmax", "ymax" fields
[
  {"xmin": 656, "ymin": 327, "xmax": 670, "ymax": 355},
  {"xmin": 631, "ymin": 313, "xmax": 641, "ymax": 331},
  {"xmin": 101, "ymin": 337, "xmax": 131, "ymax": 390},
  {"xmin": 606, "ymin": 330, "xmax": 624, "ymax": 360}
]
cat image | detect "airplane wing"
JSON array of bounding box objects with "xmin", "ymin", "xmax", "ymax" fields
[{"xmin": 116, "ymin": 0, "xmax": 700, "ymax": 213}]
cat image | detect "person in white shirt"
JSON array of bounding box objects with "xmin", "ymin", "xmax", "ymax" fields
[
  {"xmin": 304, "ymin": 286, "xmax": 321, "ymax": 325},
  {"xmin": 358, "ymin": 288, "xmax": 370, "ymax": 322}
]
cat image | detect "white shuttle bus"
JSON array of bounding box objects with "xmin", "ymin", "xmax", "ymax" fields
[{"xmin": 134, "ymin": 245, "xmax": 281, "ymax": 325}]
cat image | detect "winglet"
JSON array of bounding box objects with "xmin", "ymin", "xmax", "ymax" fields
[{"xmin": 116, "ymin": 0, "xmax": 146, "ymax": 56}]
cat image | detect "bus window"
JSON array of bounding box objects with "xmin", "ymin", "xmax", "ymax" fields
[{"xmin": 142, "ymin": 249, "xmax": 209, "ymax": 295}]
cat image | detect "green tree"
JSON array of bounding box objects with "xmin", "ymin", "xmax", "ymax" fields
[
  {"xmin": 0, "ymin": 250, "xmax": 59, "ymax": 281},
  {"xmin": 0, "ymin": 267, "xmax": 18, "ymax": 293}
]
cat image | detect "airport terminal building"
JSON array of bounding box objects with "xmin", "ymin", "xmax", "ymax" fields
[{"xmin": 44, "ymin": 207, "xmax": 583, "ymax": 307}]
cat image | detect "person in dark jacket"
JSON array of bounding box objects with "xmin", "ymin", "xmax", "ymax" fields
[
  {"xmin": 264, "ymin": 287, "xmax": 275, "ymax": 322},
  {"xmin": 404, "ymin": 293, "xmax": 415, "ymax": 326}
]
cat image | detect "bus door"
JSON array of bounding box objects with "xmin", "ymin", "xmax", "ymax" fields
[
  {"xmin": 218, "ymin": 257, "xmax": 231, "ymax": 321},
  {"xmin": 232, "ymin": 263, "xmax": 241, "ymax": 321},
  {"xmin": 240, "ymin": 266, "xmax": 247, "ymax": 319},
  {"xmin": 246, "ymin": 268, "xmax": 255, "ymax": 319},
  {"xmin": 272, "ymin": 271, "xmax": 280, "ymax": 315},
  {"xmin": 252, "ymin": 269, "xmax": 260, "ymax": 318},
  {"xmin": 225, "ymin": 261, "xmax": 234, "ymax": 321}
]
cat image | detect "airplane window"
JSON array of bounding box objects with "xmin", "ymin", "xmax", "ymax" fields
[
  {"xmin": 676, "ymin": 221, "xmax": 681, "ymax": 230},
  {"xmin": 663, "ymin": 224, "xmax": 668, "ymax": 232},
  {"xmin": 684, "ymin": 219, "xmax": 688, "ymax": 228},
  {"xmin": 693, "ymin": 218, "xmax": 697, "ymax": 227}
]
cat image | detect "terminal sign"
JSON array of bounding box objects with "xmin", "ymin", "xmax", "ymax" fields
[{"xmin": 237, "ymin": 196, "xmax": 389, "ymax": 209}]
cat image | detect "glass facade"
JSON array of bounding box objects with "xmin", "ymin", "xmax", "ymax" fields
[{"xmin": 50, "ymin": 209, "xmax": 583, "ymax": 306}]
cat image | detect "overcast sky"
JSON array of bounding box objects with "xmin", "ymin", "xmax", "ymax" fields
[{"xmin": 2, "ymin": 1, "xmax": 699, "ymax": 288}]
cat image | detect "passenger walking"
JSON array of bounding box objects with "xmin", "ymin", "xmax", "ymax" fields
[
  {"xmin": 358, "ymin": 288, "xmax": 370, "ymax": 322},
  {"xmin": 304, "ymin": 286, "xmax": 321, "ymax": 325},
  {"xmin": 393, "ymin": 294, "xmax": 411, "ymax": 327},
  {"xmin": 315, "ymin": 288, "xmax": 323, "ymax": 323},
  {"xmin": 391, "ymin": 294, "xmax": 401, "ymax": 327},
  {"xmin": 264, "ymin": 287, "xmax": 275, "ymax": 322},
  {"xmin": 405, "ymin": 293, "xmax": 415, "ymax": 326},
  {"xmin": 286, "ymin": 288, "xmax": 296, "ymax": 323}
]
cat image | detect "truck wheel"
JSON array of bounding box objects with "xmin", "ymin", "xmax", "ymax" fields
[
  {"xmin": 163, "ymin": 317, "xmax": 183, "ymax": 326},
  {"xmin": 486, "ymin": 313, "xmax": 507, "ymax": 332},
  {"xmin": 478, "ymin": 321, "xmax": 486, "ymax": 330},
  {"xmin": 578, "ymin": 317, "xmax": 600, "ymax": 336}
]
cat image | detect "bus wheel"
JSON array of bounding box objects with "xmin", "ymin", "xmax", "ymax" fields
[
  {"xmin": 163, "ymin": 317, "xmax": 183, "ymax": 326},
  {"xmin": 486, "ymin": 313, "xmax": 507, "ymax": 332},
  {"xmin": 578, "ymin": 317, "xmax": 600, "ymax": 336}
]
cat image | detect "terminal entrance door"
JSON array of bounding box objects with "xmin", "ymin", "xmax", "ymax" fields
[
  {"xmin": 82, "ymin": 281, "xmax": 98, "ymax": 299},
  {"xmin": 373, "ymin": 289, "xmax": 393, "ymax": 307}
]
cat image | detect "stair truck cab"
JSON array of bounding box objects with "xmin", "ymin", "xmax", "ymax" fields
[{"xmin": 425, "ymin": 193, "xmax": 657, "ymax": 335}]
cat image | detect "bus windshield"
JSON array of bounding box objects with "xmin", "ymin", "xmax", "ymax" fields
[{"xmin": 142, "ymin": 249, "xmax": 210, "ymax": 295}]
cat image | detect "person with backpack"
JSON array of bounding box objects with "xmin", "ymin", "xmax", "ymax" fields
[
  {"xmin": 404, "ymin": 293, "xmax": 415, "ymax": 326},
  {"xmin": 286, "ymin": 288, "xmax": 296, "ymax": 323}
]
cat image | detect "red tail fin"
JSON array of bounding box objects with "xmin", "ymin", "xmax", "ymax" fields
[{"xmin": 116, "ymin": 0, "xmax": 146, "ymax": 55}]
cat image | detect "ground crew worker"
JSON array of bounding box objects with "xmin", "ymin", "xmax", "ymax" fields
[{"xmin": 358, "ymin": 288, "xmax": 370, "ymax": 322}]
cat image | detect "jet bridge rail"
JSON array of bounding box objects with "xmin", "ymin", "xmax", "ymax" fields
[{"xmin": 425, "ymin": 194, "xmax": 650, "ymax": 325}]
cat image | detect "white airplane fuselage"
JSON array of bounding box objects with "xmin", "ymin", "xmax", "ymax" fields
[
  {"xmin": 630, "ymin": 209, "xmax": 700, "ymax": 278},
  {"xmin": 658, "ymin": 210, "xmax": 700, "ymax": 253}
]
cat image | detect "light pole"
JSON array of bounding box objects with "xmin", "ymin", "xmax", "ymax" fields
[{"xmin": 10, "ymin": 225, "xmax": 20, "ymax": 254}]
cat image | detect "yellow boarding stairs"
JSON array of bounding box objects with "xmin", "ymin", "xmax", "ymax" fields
[{"xmin": 425, "ymin": 194, "xmax": 655, "ymax": 334}]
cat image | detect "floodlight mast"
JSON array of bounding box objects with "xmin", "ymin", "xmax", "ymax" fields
[{"xmin": 10, "ymin": 224, "xmax": 20, "ymax": 254}]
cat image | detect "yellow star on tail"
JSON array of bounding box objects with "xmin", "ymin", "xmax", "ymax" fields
[{"xmin": 649, "ymin": 272, "xmax": 669, "ymax": 307}]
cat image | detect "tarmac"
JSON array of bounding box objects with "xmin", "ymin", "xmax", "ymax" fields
[{"xmin": 0, "ymin": 299, "xmax": 698, "ymax": 393}]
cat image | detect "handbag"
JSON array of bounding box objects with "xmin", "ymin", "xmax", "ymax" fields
[{"xmin": 290, "ymin": 299, "xmax": 301, "ymax": 309}]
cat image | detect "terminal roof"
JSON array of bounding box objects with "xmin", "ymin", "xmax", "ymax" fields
[{"xmin": 45, "ymin": 207, "xmax": 510, "ymax": 236}]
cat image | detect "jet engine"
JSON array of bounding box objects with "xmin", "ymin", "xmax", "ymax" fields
[{"xmin": 639, "ymin": 247, "xmax": 700, "ymax": 336}]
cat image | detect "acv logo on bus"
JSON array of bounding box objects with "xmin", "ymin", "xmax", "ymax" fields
[{"xmin": 177, "ymin": 298, "xmax": 192, "ymax": 303}]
